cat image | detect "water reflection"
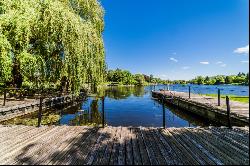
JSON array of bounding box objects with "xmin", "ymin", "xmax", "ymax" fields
[
  {"xmin": 97, "ymin": 86, "xmax": 145, "ymax": 99},
  {"xmin": 1, "ymin": 85, "xmax": 248, "ymax": 127},
  {"xmin": 61, "ymin": 98, "xmax": 103, "ymax": 126}
]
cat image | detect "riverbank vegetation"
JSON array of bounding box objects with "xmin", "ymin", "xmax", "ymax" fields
[
  {"xmin": 205, "ymin": 94, "xmax": 249, "ymax": 103},
  {"xmin": 105, "ymin": 69, "xmax": 249, "ymax": 87},
  {"xmin": 0, "ymin": 0, "xmax": 105, "ymax": 94},
  {"xmin": 188, "ymin": 72, "xmax": 249, "ymax": 86},
  {"xmin": 105, "ymin": 68, "xmax": 170, "ymax": 86}
]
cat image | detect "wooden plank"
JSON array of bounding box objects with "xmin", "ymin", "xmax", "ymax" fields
[
  {"xmin": 0, "ymin": 126, "xmax": 54, "ymax": 155},
  {"xmin": 146, "ymin": 128, "xmax": 166, "ymax": 165},
  {"xmin": 85, "ymin": 127, "xmax": 109, "ymax": 165},
  {"xmin": 49, "ymin": 127, "xmax": 97, "ymax": 165},
  {"xmin": 0, "ymin": 125, "xmax": 19, "ymax": 134},
  {"xmin": 130, "ymin": 127, "xmax": 142, "ymax": 165},
  {"xmin": 173, "ymin": 128, "xmax": 223, "ymax": 165},
  {"xmin": 56, "ymin": 127, "xmax": 101, "ymax": 165},
  {"xmin": 0, "ymin": 125, "xmax": 30, "ymax": 139},
  {"xmin": 170, "ymin": 128, "xmax": 218, "ymax": 165},
  {"xmin": 150, "ymin": 128, "xmax": 179, "ymax": 165},
  {"xmin": 39, "ymin": 126, "xmax": 89, "ymax": 165},
  {"xmin": 153, "ymin": 129, "xmax": 183, "ymax": 165},
  {"xmin": 109, "ymin": 126, "xmax": 122, "ymax": 165},
  {"xmin": 213, "ymin": 127, "xmax": 249, "ymax": 145},
  {"xmin": 134, "ymin": 128, "xmax": 150, "ymax": 165},
  {"xmin": 161, "ymin": 129, "xmax": 200, "ymax": 165},
  {"xmin": 117, "ymin": 127, "xmax": 126, "ymax": 165},
  {"xmin": 0, "ymin": 126, "xmax": 45, "ymax": 147},
  {"xmin": 29, "ymin": 126, "xmax": 83, "ymax": 165},
  {"xmin": 98, "ymin": 126, "xmax": 119, "ymax": 165},
  {"xmin": 196, "ymin": 128, "xmax": 249, "ymax": 164},
  {"xmin": 0, "ymin": 126, "xmax": 248, "ymax": 165},
  {"xmin": 0, "ymin": 126, "xmax": 56, "ymax": 164},
  {"xmin": 209, "ymin": 127, "xmax": 249, "ymax": 154},
  {"xmin": 92, "ymin": 126, "xmax": 113, "ymax": 165},
  {"xmin": 139, "ymin": 127, "xmax": 158, "ymax": 165},
  {"xmin": 124, "ymin": 127, "xmax": 133, "ymax": 165},
  {"xmin": 182, "ymin": 128, "xmax": 238, "ymax": 165},
  {"xmin": 166, "ymin": 128, "xmax": 206, "ymax": 165},
  {"xmin": 9, "ymin": 126, "xmax": 71, "ymax": 165}
]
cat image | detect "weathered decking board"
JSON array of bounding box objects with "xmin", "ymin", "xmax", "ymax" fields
[{"xmin": 0, "ymin": 125, "xmax": 248, "ymax": 165}]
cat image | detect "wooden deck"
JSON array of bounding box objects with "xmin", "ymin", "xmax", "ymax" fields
[
  {"xmin": 152, "ymin": 91, "xmax": 249, "ymax": 126},
  {"xmin": 156, "ymin": 91, "xmax": 249, "ymax": 118},
  {"xmin": 0, "ymin": 125, "xmax": 249, "ymax": 165}
]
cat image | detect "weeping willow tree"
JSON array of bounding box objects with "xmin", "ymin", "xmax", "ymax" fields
[{"xmin": 0, "ymin": 0, "xmax": 105, "ymax": 93}]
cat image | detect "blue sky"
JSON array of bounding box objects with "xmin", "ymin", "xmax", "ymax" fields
[{"xmin": 100, "ymin": 0, "xmax": 249, "ymax": 80}]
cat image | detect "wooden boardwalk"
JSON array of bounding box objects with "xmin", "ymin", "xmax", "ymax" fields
[
  {"xmin": 158, "ymin": 91, "xmax": 249, "ymax": 118},
  {"xmin": 152, "ymin": 91, "xmax": 249, "ymax": 126},
  {"xmin": 0, "ymin": 93, "xmax": 85, "ymax": 122},
  {"xmin": 0, "ymin": 125, "xmax": 249, "ymax": 165}
]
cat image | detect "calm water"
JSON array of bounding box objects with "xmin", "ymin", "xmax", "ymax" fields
[
  {"xmin": 3, "ymin": 84, "xmax": 248, "ymax": 127},
  {"xmin": 154, "ymin": 84, "xmax": 249, "ymax": 96},
  {"xmin": 60, "ymin": 84, "xmax": 249, "ymax": 127}
]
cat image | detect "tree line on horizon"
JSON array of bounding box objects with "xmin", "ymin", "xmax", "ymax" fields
[
  {"xmin": 106, "ymin": 69, "xmax": 249, "ymax": 86},
  {"xmin": 188, "ymin": 72, "xmax": 249, "ymax": 85}
]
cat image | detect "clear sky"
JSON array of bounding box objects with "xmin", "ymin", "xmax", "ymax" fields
[{"xmin": 100, "ymin": 0, "xmax": 249, "ymax": 80}]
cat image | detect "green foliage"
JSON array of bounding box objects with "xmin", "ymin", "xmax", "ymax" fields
[
  {"xmin": 0, "ymin": 34, "xmax": 12, "ymax": 84},
  {"xmin": 205, "ymin": 94, "xmax": 249, "ymax": 103},
  {"xmin": 0, "ymin": 0, "xmax": 105, "ymax": 93},
  {"xmin": 134, "ymin": 74, "xmax": 145, "ymax": 85},
  {"xmin": 106, "ymin": 69, "xmax": 168, "ymax": 86},
  {"xmin": 188, "ymin": 73, "xmax": 249, "ymax": 85}
]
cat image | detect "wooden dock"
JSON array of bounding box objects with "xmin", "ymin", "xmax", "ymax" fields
[
  {"xmin": 0, "ymin": 125, "xmax": 249, "ymax": 165},
  {"xmin": 152, "ymin": 91, "xmax": 249, "ymax": 126},
  {"xmin": 0, "ymin": 93, "xmax": 85, "ymax": 122}
]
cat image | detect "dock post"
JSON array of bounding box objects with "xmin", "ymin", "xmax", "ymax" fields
[
  {"xmin": 226, "ymin": 96, "xmax": 232, "ymax": 129},
  {"xmin": 37, "ymin": 96, "xmax": 43, "ymax": 127},
  {"xmin": 3, "ymin": 89, "xmax": 6, "ymax": 106},
  {"xmin": 102, "ymin": 96, "xmax": 105, "ymax": 128},
  {"xmin": 188, "ymin": 86, "xmax": 191, "ymax": 99},
  {"xmin": 162, "ymin": 97, "xmax": 166, "ymax": 129},
  {"xmin": 218, "ymin": 89, "xmax": 221, "ymax": 106}
]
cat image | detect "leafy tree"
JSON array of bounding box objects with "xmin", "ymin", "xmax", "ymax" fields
[
  {"xmin": 214, "ymin": 76, "xmax": 225, "ymax": 85},
  {"xmin": 225, "ymin": 76, "xmax": 233, "ymax": 84},
  {"xmin": 195, "ymin": 76, "xmax": 204, "ymax": 85},
  {"xmin": 0, "ymin": 0, "xmax": 105, "ymax": 93},
  {"xmin": 134, "ymin": 74, "xmax": 145, "ymax": 85},
  {"xmin": 204, "ymin": 76, "xmax": 210, "ymax": 84},
  {"xmin": 245, "ymin": 73, "xmax": 249, "ymax": 85}
]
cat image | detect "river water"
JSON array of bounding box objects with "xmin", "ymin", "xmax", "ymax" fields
[
  {"xmin": 2, "ymin": 84, "xmax": 248, "ymax": 127},
  {"xmin": 59, "ymin": 84, "xmax": 249, "ymax": 127}
]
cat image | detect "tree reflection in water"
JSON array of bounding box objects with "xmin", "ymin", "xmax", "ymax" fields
[
  {"xmin": 69, "ymin": 98, "xmax": 102, "ymax": 126},
  {"xmin": 97, "ymin": 86, "xmax": 145, "ymax": 99}
]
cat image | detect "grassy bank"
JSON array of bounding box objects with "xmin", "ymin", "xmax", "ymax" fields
[{"xmin": 205, "ymin": 94, "xmax": 249, "ymax": 103}]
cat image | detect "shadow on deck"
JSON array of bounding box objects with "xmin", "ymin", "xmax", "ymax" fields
[{"xmin": 0, "ymin": 125, "xmax": 249, "ymax": 165}]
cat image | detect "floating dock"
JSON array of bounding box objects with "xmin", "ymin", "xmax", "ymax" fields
[
  {"xmin": 152, "ymin": 91, "xmax": 249, "ymax": 126},
  {"xmin": 0, "ymin": 125, "xmax": 248, "ymax": 165}
]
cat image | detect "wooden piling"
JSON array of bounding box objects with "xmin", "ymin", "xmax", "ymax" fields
[
  {"xmin": 162, "ymin": 97, "xmax": 166, "ymax": 129},
  {"xmin": 188, "ymin": 86, "xmax": 191, "ymax": 99},
  {"xmin": 226, "ymin": 96, "xmax": 232, "ymax": 129},
  {"xmin": 218, "ymin": 89, "xmax": 221, "ymax": 106},
  {"xmin": 3, "ymin": 89, "xmax": 6, "ymax": 106},
  {"xmin": 37, "ymin": 97, "xmax": 43, "ymax": 127},
  {"xmin": 102, "ymin": 96, "xmax": 105, "ymax": 128}
]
